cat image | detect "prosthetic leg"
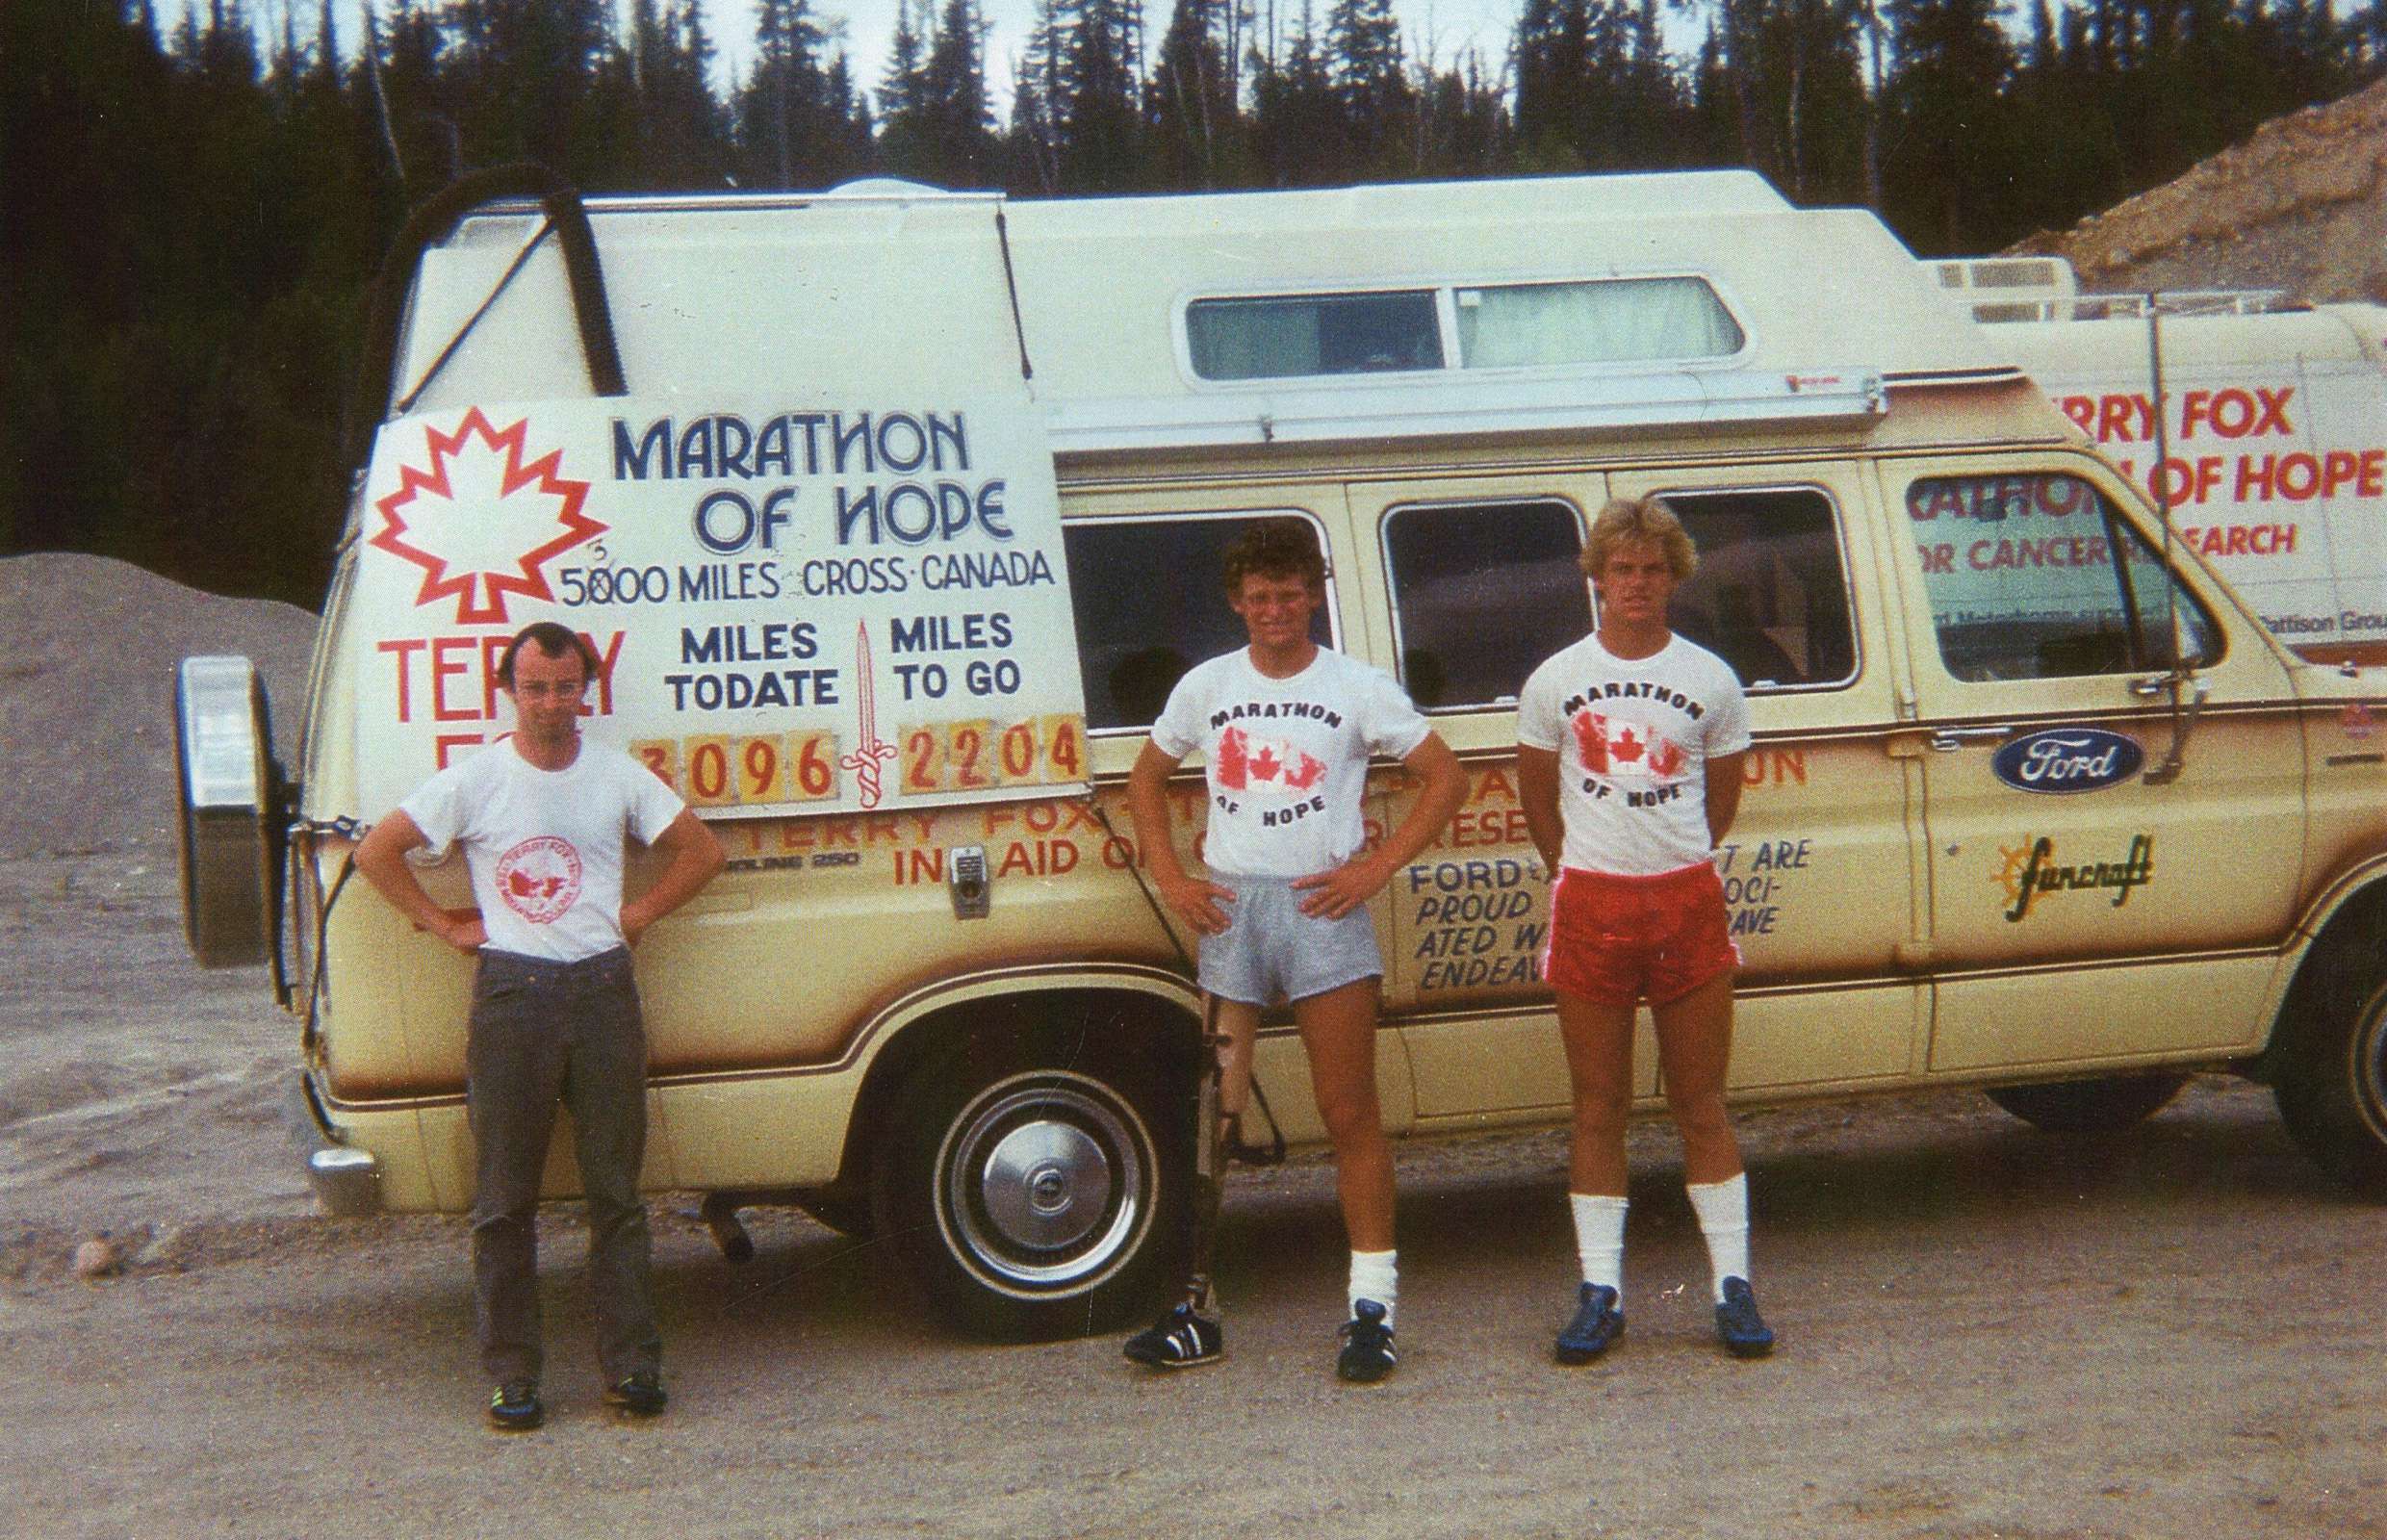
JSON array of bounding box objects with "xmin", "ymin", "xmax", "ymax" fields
[
  {"xmin": 1123, "ymin": 994, "xmax": 1233, "ymax": 1368},
  {"xmin": 1181, "ymin": 992, "xmax": 1228, "ymax": 1316}
]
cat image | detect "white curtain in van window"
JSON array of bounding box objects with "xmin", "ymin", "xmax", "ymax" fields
[{"xmin": 1458, "ymin": 278, "xmax": 1742, "ymax": 370}]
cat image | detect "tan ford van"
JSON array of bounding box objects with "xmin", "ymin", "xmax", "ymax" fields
[{"xmin": 176, "ymin": 167, "xmax": 2387, "ymax": 1340}]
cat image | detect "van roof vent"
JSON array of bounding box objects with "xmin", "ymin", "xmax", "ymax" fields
[{"xmin": 1934, "ymin": 258, "xmax": 2078, "ymax": 322}]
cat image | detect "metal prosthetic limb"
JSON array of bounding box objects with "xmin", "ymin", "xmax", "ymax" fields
[{"xmin": 1182, "ymin": 993, "xmax": 1226, "ymax": 1315}]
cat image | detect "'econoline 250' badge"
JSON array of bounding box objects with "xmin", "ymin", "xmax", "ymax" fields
[{"xmin": 1991, "ymin": 728, "xmax": 2144, "ymax": 794}]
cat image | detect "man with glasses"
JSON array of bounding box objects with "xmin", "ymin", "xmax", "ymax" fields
[{"xmin": 354, "ymin": 621, "xmax": 724, "ymax": 1429}]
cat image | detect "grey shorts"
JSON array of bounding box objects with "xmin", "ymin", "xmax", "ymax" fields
[{"xmin": 1197, "ymin": 873, "xmax": 1384, "ymax": 1006}]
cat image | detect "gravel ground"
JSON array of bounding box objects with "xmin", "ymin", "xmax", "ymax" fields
[
  {"xmin": 6, "ymin": 493, "xmax": 2386, "ymax": 1534},
  {"xmin": 3, "ymin": 850, "xmax": 2383, "ymax": 1539}
]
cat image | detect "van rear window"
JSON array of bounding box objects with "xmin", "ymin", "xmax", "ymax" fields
[{"xmin": 1064, "ymin": 512, "xmax": 1337, "ymax": 732}]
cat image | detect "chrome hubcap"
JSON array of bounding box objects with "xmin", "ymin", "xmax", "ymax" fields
[{"xmin": 941, "ymin": 1074, "xmax": 1149, "ymax": 1292}]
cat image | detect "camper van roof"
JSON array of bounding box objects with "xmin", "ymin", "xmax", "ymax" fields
[
  {"xmin": 1983, "ymin": 305, "xmax": 2387, "ymax": 373},
  {"xmin": 398, "ymin": 172, "xmax": 2033, "ymax": 454}
]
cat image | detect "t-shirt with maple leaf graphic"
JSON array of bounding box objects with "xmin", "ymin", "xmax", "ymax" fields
[
  {"xmin": 400, "ymin": 737, "xmax": 686, "ymax": 962},
  {"xmin": 1149, "ymin": 647, "xmax": 1431, "ymax": 879},
  {"xmin": 1517, "ymin": 632, "xmax": 1751, "ymax": 876}
]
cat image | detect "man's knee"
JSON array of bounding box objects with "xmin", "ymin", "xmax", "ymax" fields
[
  {"xmin": 1569, "ymin": 1068, "xmax": 1631, "ymax": 1119},
  {"xmin": 1315, "ymin": 1091, "xmax": 1384, "ymax": 1148},
  {"xmin": 1664, "ymin": 1089, "xmax": 1732, "ymax": 1140}
]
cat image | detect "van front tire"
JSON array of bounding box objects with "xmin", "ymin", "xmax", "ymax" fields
[
  {"xmin": 870, "ymin": 1033, "xmax": 1190, "ymax": 1341},
  {"xmin": 2272, "ymin": 921, "xmax": 2387, "ymax": 1196}
]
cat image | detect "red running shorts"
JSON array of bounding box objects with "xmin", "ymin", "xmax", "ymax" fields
[{"xmin": 1544, "ymin": 862, "xmax": 1739, "ymax": 1008}]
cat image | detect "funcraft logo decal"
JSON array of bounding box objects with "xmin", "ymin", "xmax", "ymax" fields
[{"xmin": 1993, "ymin": 833, "xmax": 2155, "ymax": 922}]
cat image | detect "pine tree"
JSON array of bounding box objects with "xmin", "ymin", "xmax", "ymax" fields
[
  {"xmin": 1251, "ymin": 0, "xmax": 1348, "ymax": 183},
  {"xmin": 1004, "ymin": 0, "xmax": 1069, "ymax": 191},
  {"xmin": 1060, "ymin": 0, "xmax": 1148, "ymax": 191},
  {"xmin": 1324, "ymin": 0, "xmax": 1413, "ymax": 171},
  {"xmin": 879, "ymin": 0, "xmax": 932, "ymax": 167},
  {"xmin": 737, "ymin": 0, "xmax": 870, "ymax": 190},
  {"xmin": 905, "ymin": 0, "xmax": 998, "ymax": 187},
  {"xmin": 1880, "ymin": 0, "xmax": 2019, "ymax": 250},
  {"xmin": 1148, "ymin": 0, "xmax": 1241, "ymax": 186}
]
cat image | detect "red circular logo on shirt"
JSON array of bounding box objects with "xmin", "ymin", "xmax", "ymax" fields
[{"xmin": 494, "ymin": 835, "xmax": 582, "ymax": 925}]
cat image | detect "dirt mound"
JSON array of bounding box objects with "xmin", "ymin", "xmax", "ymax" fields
[
  {"xmin": 2013, "ymin": 76, "xmax": 2387, "ymax": 303},
  {"xmin": 0, "ymin": 552, "xmax": 316, "ymax": 859}
]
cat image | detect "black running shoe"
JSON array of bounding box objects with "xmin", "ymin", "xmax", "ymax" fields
[
  {"xmin": 1715, "ymin": 1276, "xmax": 1775, "ymax": 1358},
  {"xmin": 1122, "ymin": 1302, "xmax": 1224, "ymax": 1369},
  {"xmin": 1553, "ymin": 1281, "xmax": 1626, "ymax": 1365},
  {"xmin": 604, "ymin": 1371, "xmax": 669, "ymax": 1417},
  {"xmin": 1335, "ymin": 1299, "xmax": 1398, "ymax": 1383},
  {"xmin": 487, "ymin": 1380, "xmax": 544, "ymax": 1431}
]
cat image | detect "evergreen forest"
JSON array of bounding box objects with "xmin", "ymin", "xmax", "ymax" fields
[{"xmin": 6, "ymin": 0, "xmax": 2380, "ymax": 606}]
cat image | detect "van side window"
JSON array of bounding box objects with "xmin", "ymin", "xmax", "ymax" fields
[
  {"xmin": 1656, "ymin": 488, "xmax": 1859, "ymax": 690},
  {"xmin": 1456, "ymin": 278, "xmax": 1743, "ymax": 369},
  {"xmin": 1186, "ymin": 292, "xmax": 1443, "ymax": 380},
  {"xmin": 1064, "ymin": 513, "xmax": 1336, "ymax": 732},
  {"xmin": 1382, "ymin": 500, "xmax": 1591, "ymax": 710},
  {"xmin": 1906, "ymin": 473, "xmax": 2220, "ymax": 681}
]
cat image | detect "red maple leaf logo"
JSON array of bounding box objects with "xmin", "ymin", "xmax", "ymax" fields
[
  {"xmin": 1610, "ymin": 726, "xmax": 1645, "ymax": 763},
  {"xmin": 1572, "ymin": 710, "xmax": 1609, "ymax": 774},
  {"xmin": 1217, "ymin": 726, "xmax": 1249, "ymax": 790},
  {"xmin": 367, "ymin": 407, "xmax": 605, "ymax": 625},
  {"xmin": 1249, "ymin": 744, "xmax": 1282, "ymax": 782}
]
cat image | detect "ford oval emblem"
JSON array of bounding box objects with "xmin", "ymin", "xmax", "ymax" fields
[{"xmin": 1991, "ymin": 728, "xmax": 2144, "ymax": 794}]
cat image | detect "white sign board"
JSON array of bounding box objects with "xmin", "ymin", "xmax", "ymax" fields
[
  {"xmin": 352, "ymin": 396, "xmax": 1088, "ymax": 818},
  {"xmin": 2038, "ymin": 364, "xmax": 2387, "ymax": 660}
]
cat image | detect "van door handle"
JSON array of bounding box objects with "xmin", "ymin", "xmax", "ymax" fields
[{"xmin": 1928, "ymin": 726, "xmax": 2016, "ymax": 751}]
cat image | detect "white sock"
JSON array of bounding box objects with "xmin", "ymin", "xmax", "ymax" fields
[
  {"xmin": 1348, "ymin": 1248, "xmax": 1398, "ymax": 1326},
  {"xmin": 1686, "ymin": 1172, "xmax": 1751, "ymax": 1303},
  {"xmin": 1569, "ymin": 1193, "xmax": 1629, "ymax": 1301}
]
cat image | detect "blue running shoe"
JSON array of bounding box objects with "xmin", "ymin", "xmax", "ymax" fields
[
  {"xmin": 486, "ymin": 1380, "xmax": 544, "ymax": 1431},
  {"xmin": 1336, "ymin": 1299, "xmax": 1398, "ymax": 1383},
  {"xmin": 1715, "ymin": 1276, "xmax": 1775, "ymax": 1358},
  {"xmin": 1123, "ymin": 1302, "xmax": 1224, "ymax": 1369},
  {"xmin": 1554, "ymin": 1282, "xmax": 1625, "ymax": 1364},
  {"xmin": 604, "ymin": 1371, "xmax": 668, "ymax": 1417}
]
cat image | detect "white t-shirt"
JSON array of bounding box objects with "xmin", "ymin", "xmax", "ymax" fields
[
  {"xmin": 400, "ymin": 737, "xmax": 687, "ymax": 962},
  {"xmin": 1150, "ymin": 647, "xmax": 1432, "ymax": 879},
  {"xmin": 1517, "ymin": 632, "xmax": 1752, "ymax": 876}
]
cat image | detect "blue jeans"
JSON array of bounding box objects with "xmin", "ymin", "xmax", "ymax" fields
[{"xmin": 466, "ymin": 946, "xmax": 660, "ymax": 1385}]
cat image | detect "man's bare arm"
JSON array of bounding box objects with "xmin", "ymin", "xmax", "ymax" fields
[
  {"xmin": 1517, "ymin": 745, "xmax": 1564, "ymax": 878},
  {"xmin": 352, "ymin": 811, "xmax": 485, "ymax": 954},
  {"xmin": 1294, "ymin": 733, "xmax": 1469, "ymax": 918},
  {"xmin": 1705, "ymin": 751, "xmax": 1748, "ymax": 847},
  {"xmin": 1126, "ymin": 739, "xmax": 1233, "ymax": 935},
  {"xmin": 622, "ymin": 808, "xmax": 727, "ymax": 947}
]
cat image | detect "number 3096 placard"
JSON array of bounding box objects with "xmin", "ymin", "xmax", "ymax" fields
[{"xmin": 632, "ymin": 731, "xmax": 841, "ymax": 808}]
